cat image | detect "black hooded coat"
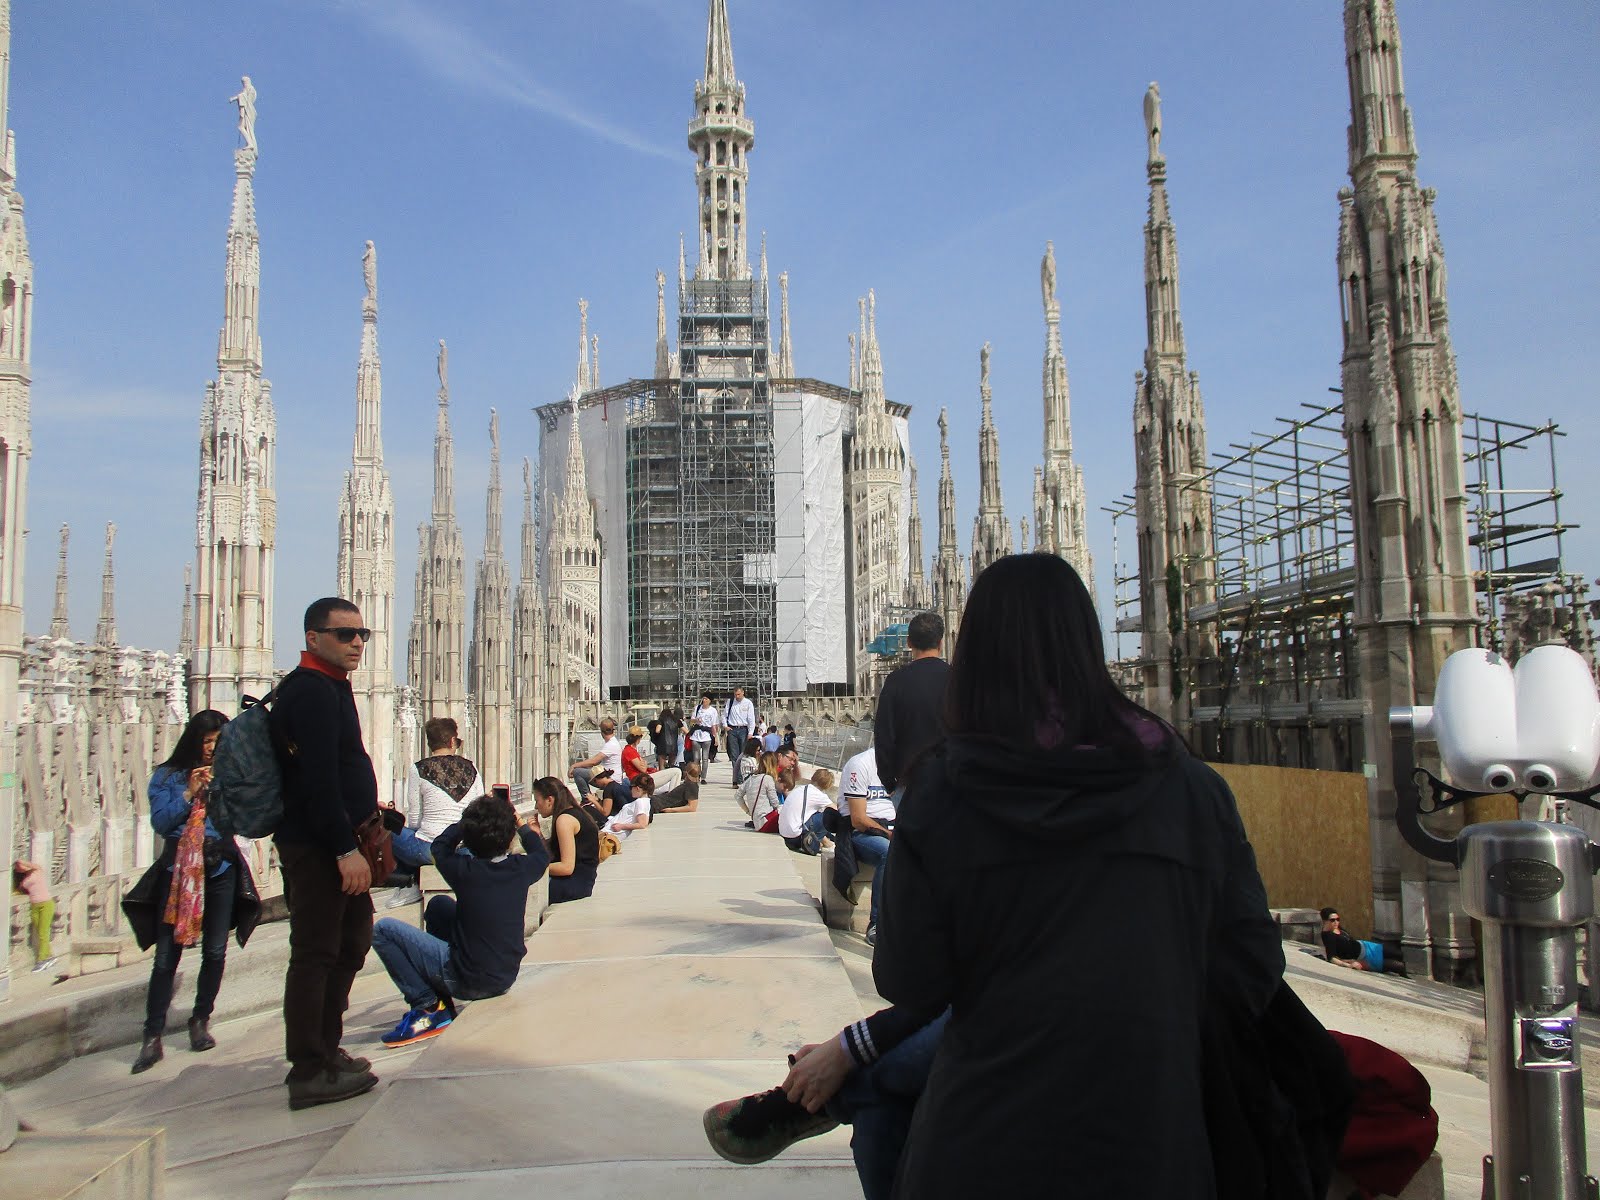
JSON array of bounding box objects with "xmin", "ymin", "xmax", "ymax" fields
[{"xmin": 872, "ymin": 735, "xmax": 1286, "ymax": 1199}]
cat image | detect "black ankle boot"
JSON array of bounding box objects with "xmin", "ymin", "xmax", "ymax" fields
[
  {"xmin": 188, "ymin": 1016, "xmax": 216, "ymax": 1052},
  {"xmin": 131, "ymin": 1035, "xmax": 163, "ymax": 1074}
]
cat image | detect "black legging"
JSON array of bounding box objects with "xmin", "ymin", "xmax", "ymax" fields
[
  {"xmin": 143, "ymin": 867, "xmax": 235, "ymax": 1037},
  {"xmin": 549, "ymin": 865, "xmax": 598, "ymax": 904}
]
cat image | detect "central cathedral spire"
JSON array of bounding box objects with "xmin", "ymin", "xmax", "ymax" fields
[{"xmin": 689, "ymin": 0, "xmax": 755, "ymax": 281}]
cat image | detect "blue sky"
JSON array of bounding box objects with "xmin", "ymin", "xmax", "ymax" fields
[{"xmin": 15, "ymin": 0, "xmax": 1599, "ymax": 671}]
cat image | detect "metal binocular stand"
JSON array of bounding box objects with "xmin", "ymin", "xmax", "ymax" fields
[{"xmin": 1392, "ymin": 705, "xmax": 1600, "ymax": 1200}]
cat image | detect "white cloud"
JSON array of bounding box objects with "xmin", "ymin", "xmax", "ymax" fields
[
  {"xmin": 336, "ymin": 0, "xmax": 678, "ymax": 161},
  {"xmin": 30, "ymin": 371, "xmax": 193, "ymax": 424}
]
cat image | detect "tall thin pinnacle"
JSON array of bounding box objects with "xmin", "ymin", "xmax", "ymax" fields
[
  {"xmin": 704, "ymin": 0, "xmax": 738, "ymax": 93},
  {"xmin": 95, "ymin": 522, "xmax": 117, "ymax": 648},
  {"xmin": 520, "ymin": 457, "xmax": 537, "ymax": 583},
  {"xmin": 484, "ymin": 409, "xmax": 503, "ymax": 557},
  {"xmin": 433, "ymin": 339, "xmax": 455, "ymax": 524},
  {"xmin": 576, "ymin": 299, "xmax": 590, "ymax": 393},
  {"xmin": 50, "ymin": 523, "xmax": 70, "ymax": 639},
  {"xmin": 777, "ymin": 271, "xmax": 793, "ymax": 378}
]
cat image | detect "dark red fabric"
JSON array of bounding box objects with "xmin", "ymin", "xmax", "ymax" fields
[
  {"xmin": 1329, "ymin": 1031, "xmax": 1439, "ymax": 1199},
  {"xmin": 297, "ymin": 650, "xmax": 348, "ymax": 681}
]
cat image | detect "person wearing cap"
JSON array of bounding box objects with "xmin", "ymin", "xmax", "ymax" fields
[{"xmin": 582, "ymin": 767, "xmax": 633, "ymax": 828}]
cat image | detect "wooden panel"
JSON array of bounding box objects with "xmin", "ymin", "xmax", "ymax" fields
[{"xmin": 1212, "ymin": 761, "xmax": 1374, "ymax": 940}]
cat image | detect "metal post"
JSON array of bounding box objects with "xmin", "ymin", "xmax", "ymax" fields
[{"xmin": 1460, "ymin": 821, "xmax": 1594, "ymax": 1199}]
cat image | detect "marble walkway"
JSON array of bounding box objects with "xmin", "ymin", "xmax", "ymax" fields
[{"xmin": 15, "ymin": 759, "xmax": 866, "ymax": 1198}]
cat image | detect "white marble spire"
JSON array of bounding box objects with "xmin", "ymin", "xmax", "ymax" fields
[
  {"xmin": 1133, "ymin": 82, "xmax": 1212, "ymax": 721},
  {"xmin": 339, "ymin": 239, "xmax": 396, "ymax": 793},
  {"xmin": 905, "ymin": 462, "xmax": 929, "ymax": 610},
  {"xmin": 471, "ymin": 409, "xmax": 513, "ymax": 784},
  {"xmin": 191, "ymin": 77, "xmax": 275, "ymax": 712},
  {"xmin": 512, "ymin": 455, "xmax": 546, "ymax": 787},
  {"xmin": 576, "ymin": 299, "xmax": 591, "ymax": 393},
  {"xmin": 848, "ymin": 290, "xmax": 906, "ymax": 694},
  {"xmin": 407, "ymin": 337, "xmax": 467, "ymax": 730},
  {"xmin": 49, "ymin": 524, "xmax": 68, "ymax": 639},
  {"xmin": 970, "ymin": 342, "xmax": 1013, "ymax": 580},
  {"xmin": 691, "ymin": 0, "xmax": 754, "ymax": 280},
  {"xmin": 655, "ymin": 270, "xmax": 671, "ymax": 377},
  {"xmin": 933, "ymin": 408, "xmax": 967, "ymax": 651},
  {"xmin": 1338, "ymin": 0, "xmax": 1475, "ymax": 969},
  {"xmin": 776, "ymin": 270, "xmax": 794, "ymax": 378},
  {"xmin": 548, "ymin": 389, "xmax": 601, "ymax": 702},
  {"xmin": 94, "ymin": 523, "xmax": 116, "ymax": 648},
  {"xmin": 1034, "ymin": 240, "xmax": 1095, "ymax": 599}
]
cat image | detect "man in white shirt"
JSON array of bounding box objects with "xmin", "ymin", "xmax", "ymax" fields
[
  {"xmin": 690, "ymin": 693, "xmax": 720, "ymax": 773},
  {"xmin": 604, "ymin": 774, "xmax": 655, "ymax": 842},
  {"xmin": 724, "ymin": 687, "xmax": 757, "ymax": 784},
  {"xmin": 840, "ymin": 748, "xmax": 895, "ymax": 945},
  {"xmin": 570, "ymin": 718, "xmax": 621, "ymax": 800}
]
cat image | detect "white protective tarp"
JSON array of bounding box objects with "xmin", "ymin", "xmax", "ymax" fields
[
  {"xmin": 800, "ymin": 391, "xmax": 850, "ymax": 688},
  {"xmin": 773, "ymin": 387, "xmax": 808, "ymax": 693}
]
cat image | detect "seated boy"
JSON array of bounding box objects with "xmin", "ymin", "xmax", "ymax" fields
[
  {"xmin": 603, "ymin": 774, "xmax": 655, "ymax": 842},
  {"xmin": 371, "ymin": 794, "xmax": 551, "ymax": 1047},
  {"xmin": 652, "ymin": 762, "xmax": 702, "ymax": 814}
]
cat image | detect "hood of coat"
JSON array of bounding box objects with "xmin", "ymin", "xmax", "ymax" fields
[{"xmin": 933, "ymin": 731, "xmax": 1180, "ymax": 850}]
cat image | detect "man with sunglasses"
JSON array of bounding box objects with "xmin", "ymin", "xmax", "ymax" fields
[{"xmin": 272, "ymin": 597, "xmax": 381, "ymax": 1110}]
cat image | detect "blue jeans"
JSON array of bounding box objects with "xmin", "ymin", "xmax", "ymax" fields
[
  {"xmin": 372, "ymin": 902, "xmax": 458, "ymax": 1010},
  {"xmin": 827, "ymin": 1009, "xmax": 950, "ymax": 1200},
  {"xmin": 727, "ymin": 727, "xmax": 749, "ymax": 781},
  {"xmin": 391, "ymin": 826, "xmax": 434, "ymax": 868},
  {"xmin": 851, "ymin": 831, "xmax": 890, "ymax": 929},
  {"xmin": 572, "ymin": 765, "xmax": 596, "ymax": 798},
  {"xmin": 784, "ymin": 810, "xmax": 828, "ymax": 855}
]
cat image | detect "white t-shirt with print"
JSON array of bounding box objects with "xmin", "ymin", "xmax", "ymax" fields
[
  {"xmin": 600, "ymin": 736, "xmax": 623, "ymax": 777},
  {"xmin": 841, "ymin": 750, "xmax": 895, "ymax": 822},
  {"xmin": 604, "ymin": 797, "xmax": 652, "ymax": 842},
  {"xmin": 691, "ymin": 704, "xmax": 720, "ymax": 742}
]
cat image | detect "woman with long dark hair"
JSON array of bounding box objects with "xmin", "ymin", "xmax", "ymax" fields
[
  {"xmin": 123, "ymin": 709, "xmax": 261, "ymax": 1074},
  {"xmin": 870, "ymin": 554, "xmax": 1285, "ymax": 1197},
  {"xmin": 533, "ymin": 776, "xmax": 600, "ymax": 903}
]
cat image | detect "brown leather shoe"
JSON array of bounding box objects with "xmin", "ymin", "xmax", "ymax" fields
[
  {"xmin": 131, "ymin": 1036, "xmax": 164, "ymax": 1074},
  {"xmin": 188, "ymin": 1016, "xmax": 216, "ymax": 1052},
  {"xmin": 287, "ymin": 1065, "xmax": 378, "ymax": 1111}
]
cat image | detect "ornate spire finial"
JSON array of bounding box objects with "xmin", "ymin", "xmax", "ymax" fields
[
  {"xmin": 437, "ymin": 338, "xmax": 449, "ymax": 399},
  {"xmin": 678, "ymin": 234, "xmax": 687, "ymax": 289},
  {"xmin": 95, "ymin": 522, "xmax": 117, "ymax": 648},
  {"xmin": 577, "ymin": 299, "xmax": 590, "ymax": 392},
  {"xmin": 591, "ymin": 334, "xmax": 600, "ymax": 391},
  {"xmin": 485, "ymin": 408, "xmax": 503, "ymax": 554},
  {"xmin": 362, "ymin": 239, "xmax": 377, "ymax": 310},
  {"xmin": 50, "ymin": 524, "xmax": 70, "ymax": 639},
  {"xmin": 231, "ymin": 75, "xmax": 258, "ymax": 155},
  {"xmin": 704, "ymin": 0, "xmax": 738, "ymax": 93},
  {"xmin": 777, "ymin": 270, "xmax": 793, "ymax": 378},
  {"xmin": 1143, "ymin": 81, "xmax": 1162, "ymax": 164},
  {"xmin": 433, "ymin": 339, "xmax": 455, "ymax": 523},
  {"xmin": 179, "ymin": 563, "xmax": 194, "ymax": 660},
  {"xmin": 655, "ymin": 270, "xmax": 671, "ymax": 378}
]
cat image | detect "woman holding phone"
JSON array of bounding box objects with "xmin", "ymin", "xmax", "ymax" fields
[{"xmin": 125, "ymin": 709, "xmax": 259, "ymax": 1074}]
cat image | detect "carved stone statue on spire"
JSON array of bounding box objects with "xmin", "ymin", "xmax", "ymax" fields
[
  {"xmin": 231, "ymin": 76, "xmax": 258, "ymax": 154},
  {"xmin": 363, "ymin": 240, "xmax": 377, "ymax": 305},
  {"xmin": 1143, "ymin": 81, "xmax": 1162, "ymax": 163},
  {"xmin": 938, "ymin": 407, "xmax": 948, "ymax": 443},
  {"xmin": 1041, "ymin": 242, "xmax": 1057, "ymax": 310},
  {"xmin": 980, "ymin": 341, "xmax": 992, "ymax": 388},
  {"xmin": 437, "ymin": 339, "xmax": 449, "ymax": 395}
]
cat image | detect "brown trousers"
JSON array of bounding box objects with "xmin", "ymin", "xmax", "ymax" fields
[{"xmin": 276, "ymin": 838, "xmax": 373, "ymax": 1080}]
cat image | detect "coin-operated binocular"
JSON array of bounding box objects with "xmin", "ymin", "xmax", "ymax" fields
[{"xmin": 1391, "ymin": 645, "xmax": 1600, "ymax": 1200}]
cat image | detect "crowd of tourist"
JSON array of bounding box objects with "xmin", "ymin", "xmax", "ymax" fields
[{"xmin": 91, "ymin": 555, "xmax": 1390, "ymax": 1198}]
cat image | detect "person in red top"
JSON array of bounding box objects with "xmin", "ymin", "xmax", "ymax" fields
[{"xmin": 620, "ymin": 726, "xmax": 652, "ymax": 783}]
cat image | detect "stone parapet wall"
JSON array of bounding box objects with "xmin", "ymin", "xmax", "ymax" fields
[{"xmin": 4, "ymin": 636, "xmax": 290, "ymax": 976}]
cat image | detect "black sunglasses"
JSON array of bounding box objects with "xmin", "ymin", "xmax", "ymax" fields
[{"xmin": 313, "ymin": 626, "xmax": 371, "ymax": 643}]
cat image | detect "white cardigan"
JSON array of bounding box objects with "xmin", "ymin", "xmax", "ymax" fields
[{"xmin": 402, "ymin": 761, "xmax": 487, "ymax": 841}]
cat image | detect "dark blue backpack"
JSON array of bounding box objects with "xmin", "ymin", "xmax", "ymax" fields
[{"xmin": 208, "ymin": 682, "xmax": 287, "ymax": 838}]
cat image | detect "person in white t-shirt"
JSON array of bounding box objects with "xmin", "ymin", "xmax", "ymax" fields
[
  {"xmin": 778, "ymin": 767, "xmax": 835, "ymax": 855},
  {"xmin": 690, "ymin": 692, "xmax": 720, "ymax": 772},
  {"xmin": 570, "ymin": 718, "xmax": 623, "ymax": 800},
  {"xmin": 841, "ymin": 748, "xmax": 895, "ymax": 944},
  {"xmin": 604, "ymin": 774, "xmax": 655, "ymax": 843}
]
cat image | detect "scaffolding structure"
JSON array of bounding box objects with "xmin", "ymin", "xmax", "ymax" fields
[
  {"xmin": 1108, "ymin": 401, "xmax": 1588, "ymax": 769},
  {"xmin": 673, "ymin": 277, "xmax": 777, "ymax": 701}
]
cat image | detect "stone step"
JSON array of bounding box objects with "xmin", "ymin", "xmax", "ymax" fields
[{"xmin": 0, "ymin": 1127, "xmax": 165, "ymax": 1199}]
